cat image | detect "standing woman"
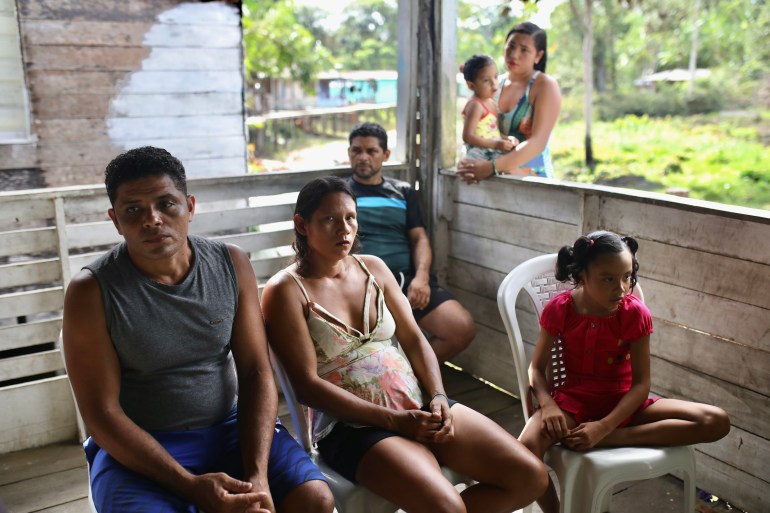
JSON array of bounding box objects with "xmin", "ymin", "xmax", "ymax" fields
[
  {"xmin": 456, "ymin": 22, "xmax": 561, "ymax": 183},
  {"xmin": 262, "ymin": 177, "xmax": 547, "ymax": 513}
]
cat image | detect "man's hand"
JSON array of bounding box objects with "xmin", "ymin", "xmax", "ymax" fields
[
  {"xmin": 407, "ymin": 275, "xmax": 431, "ymax": 310},
  {"xmin": 190, "ymin": 473, "xmax": 271, "ymax": 513}
]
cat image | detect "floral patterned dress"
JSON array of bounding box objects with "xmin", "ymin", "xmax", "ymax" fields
[{"xmin": 283, "ymin": 256, "xmax": 425, "ymax": 443}]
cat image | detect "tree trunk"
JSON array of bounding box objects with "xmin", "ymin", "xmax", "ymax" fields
[
  {"xmin": 688, "ymin": 0, "xmax": 702, "ymax": 97},
  {"xmin": 583, "ymin": 0, "xmax": 595, "ymax": 170}
]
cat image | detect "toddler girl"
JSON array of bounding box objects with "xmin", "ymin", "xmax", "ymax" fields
[{"xmin": 461, "ymin": 54, "xmax": 516, "ymax": 161}]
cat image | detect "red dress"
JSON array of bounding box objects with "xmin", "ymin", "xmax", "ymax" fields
[{"xmin": 540, "ymin": 291, "xmax": 657, "ymax": 426}]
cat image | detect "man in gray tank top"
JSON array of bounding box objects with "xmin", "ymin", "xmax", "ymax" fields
[{"xmin": 62, "ymin": 147, "xmax": 332, "ymax": 513}]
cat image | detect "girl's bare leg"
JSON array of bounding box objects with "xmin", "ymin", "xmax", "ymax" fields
[
  {"xmin": 597, "ymin": 399, "xmax": 730, "ymax": 447},
  {"xmin": 518, "ymin": 409, "xmax": 577, "ymax": 513}
]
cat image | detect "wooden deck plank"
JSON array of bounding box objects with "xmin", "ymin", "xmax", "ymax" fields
[{"xmin": 0, "ymin": 467, "xmax": 88, "ymax": 513}]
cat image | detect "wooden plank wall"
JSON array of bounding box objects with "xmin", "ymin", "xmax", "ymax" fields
[
  {"xmin": 439, "ymin": 172, "xmax": 770, "ymax": 513},
  {"xmin": 0, "ymin": 166, "xmax": 407, "ymax": 454},
  {"xmin": 2, "ymin": 0, "xmax": 245, "ymax": 187}
]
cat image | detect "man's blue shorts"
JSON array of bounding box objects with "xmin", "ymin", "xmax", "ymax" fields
[{"xmin": 85, "ymin": 409, "xmax": 325, "ymax": 513}]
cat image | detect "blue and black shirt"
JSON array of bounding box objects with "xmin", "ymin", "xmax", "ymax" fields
[{"xmin": 346, "ymin": 176, "xmax": 424, "ymax": 275}]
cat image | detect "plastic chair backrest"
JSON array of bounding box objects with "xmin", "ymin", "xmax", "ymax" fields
[{"xmin": 269, "ymin": 350, "xmax": 313, "ymax": 451}]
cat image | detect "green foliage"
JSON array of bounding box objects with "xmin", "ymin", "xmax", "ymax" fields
[
  {"xmin": 551, "ymin": 112, "xmax": 770, "ymax": 209},
  {"xmin": 596, "ymin": 81, "xmax": 726, "ymax": 120},
  {"xmin": 242, "ymin": 0, "xmax": 333, "ymax": 87},
  {"xmin": 335, "ymin": 0, "xmax": 398, "ymax": 70}
]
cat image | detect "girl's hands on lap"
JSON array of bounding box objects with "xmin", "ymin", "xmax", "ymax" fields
[
  {"xmin": 539, "ymin": 402, "xmax": 570, "ymax": 440},
  {"xmin": 562, "ymin": 420, "xmax": 612, "ymax": 451}
]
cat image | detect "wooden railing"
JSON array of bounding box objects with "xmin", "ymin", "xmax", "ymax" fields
[
  {"xmin": 0, "ymin": 166, "xmax": 407, "ymax": 455},
  {"xmin": 437, "ymin": 171, "xmax": 770, "ymax": 513},
  {"xmin": 1, "ymin": 167, "xmax": 767, "ymax": 511}
]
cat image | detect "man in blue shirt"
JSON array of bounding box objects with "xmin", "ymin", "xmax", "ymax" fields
[{"xmin": 345, "ymin": 123, "xmax": 475, "ymax": 361}]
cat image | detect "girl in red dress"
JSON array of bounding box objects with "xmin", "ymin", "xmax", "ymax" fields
[{"xmin": 520, "ymin": 231, "xmax": 730, "ymax": 513}]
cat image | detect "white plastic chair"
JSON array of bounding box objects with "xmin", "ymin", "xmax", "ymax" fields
[
  {"xmin": 269, "ymin": 350, "xmax": 473, "ymax": 513},
  {"xmin": 496, "ymin": 253, "xmax": 696, "ymax": 513}
]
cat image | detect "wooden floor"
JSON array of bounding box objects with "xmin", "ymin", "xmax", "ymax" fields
[{"xmin": 0, "ymin": 365, "xmax": 736, "ymax": 513}]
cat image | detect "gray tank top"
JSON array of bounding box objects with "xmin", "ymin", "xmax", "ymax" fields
[{"xmin": 85, "ymin": 235, "xmax": 239, "ymax": 431}]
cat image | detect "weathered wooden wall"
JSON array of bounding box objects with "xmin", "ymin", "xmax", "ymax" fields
[
  {"xmin": 1, "ymin": 0, "xmax": 246, "ymax": 188},
  {"xmin": 0, "ymin": 165, "xmax": 408, "ymax": 454},
  {"xmin": 439, "ymin": 172, "xmax": 770, "ymax": 513}
]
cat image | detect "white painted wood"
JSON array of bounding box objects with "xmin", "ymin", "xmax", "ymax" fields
[
  {"xmin": 0, "ymin": 376, "xmax": 79, "ymax": 454},
  {"xmin": 103, "ymin": 114, "xmax": 244, "ymax": 139},
  {"xmin": 155, "ymin": 2, "xmax": 240, "ymax": 26},
  {"xmin": 54, "ymin": 198, "xmax": 72, "ymax": 291},
  {"xmin": 64, "ymin": 222, "xmax": 121, "ymax": 251},
  {"xmin": 68, "ymin": 252, "xmax": 106, "ymax": 278},
  {"xmin": 251, "ymin": 254, "xmax": 292, "ymax": 281},
  {"xmin": 109, "ymin": 92, "xmax": 243, "ymax": 117},
  {"xmin": 211, "ymin": 230, "xmax": 294, "ymax": 255},
  {"xmin": 0, "ymin": 258, "xmax": 60, "ymax": 289},
  {"xmin": 0, "ymin": 287, "xmax": 63, "ymax": 320},
  {"xmin": 38, "ymin": 136, "xmax": 244, "ymax": 168},
  {"xmin": 192, "ymin": 205, "xmax": 295, "ymax": 235},
  {"xmin": 0, "ymin": 227, "xmax": 57, "ymax": 258},
  {"xmin": 0, "ymin": 350, "xmax": 64, "ymax": 382},
  {"xmin": 0, "ymin": 319, "xmax": 62, "ymax": 352},
  {"xmin": 183, "ymin": 157, "xmax": 247, "ymax": 179},
  {"xmin": 0, "ymin": 198, "xmax": 54, "ymax": 228},
  {"xmin": 63, "ymin": 195, "xmax": 111, "ymax": 222}
]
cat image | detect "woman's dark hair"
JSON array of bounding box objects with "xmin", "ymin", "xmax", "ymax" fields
[
  {"xmin": 293, "ymin": 176, "xmax": 361, "ymax": 269},
  {"xmin": 555, "ymin": 230, "xmax": 640, "ymax": 289},
  {"xmin": 505, "ymin": 21, "xmax": 548, "ymax": 73},
  {"xmin": 105, "ymin": 146, "xmax": 187, "ymax": 206},
  {"xmin": 462, "ymin": 54, "xmax": 496, "ymax": 82}
]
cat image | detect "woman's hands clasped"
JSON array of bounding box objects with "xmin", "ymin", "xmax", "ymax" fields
[{"xmin": 393, "ymin": 395, "xmax": 453, "ymax": 444}]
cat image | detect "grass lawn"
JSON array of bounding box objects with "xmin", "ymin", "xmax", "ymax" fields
[{"xmin": 550, "ymin": 111, "xmax": 770, "ymax": 210}]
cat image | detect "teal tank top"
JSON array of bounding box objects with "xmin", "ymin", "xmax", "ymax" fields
[{"xmin": 496, "ymin": 71, "xmax": 554, "ymax": 178}]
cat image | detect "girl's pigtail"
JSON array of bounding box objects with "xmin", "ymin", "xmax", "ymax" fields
[
  {"xmin": 555, "ymin": 245, "xmax": 574, "ymax": 282},
  {"xmin": 621, "ymin": 236, "xmax": 639, "ymax": 255}
]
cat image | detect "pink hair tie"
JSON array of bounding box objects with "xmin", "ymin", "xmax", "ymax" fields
[{"xmin": 588, "ymin": 239, "xmax": 595, "ymax": 247}]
